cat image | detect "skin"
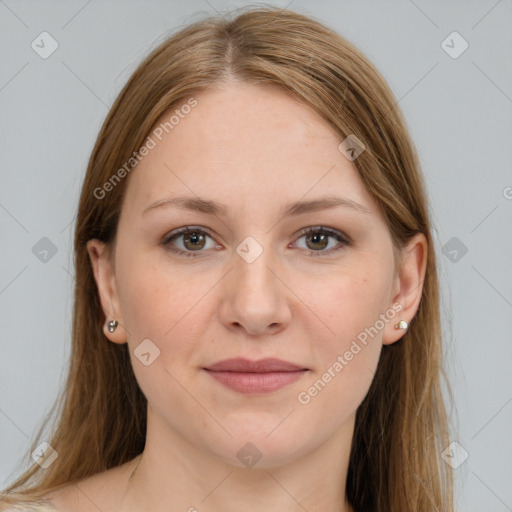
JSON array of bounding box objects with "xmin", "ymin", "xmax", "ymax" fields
[{"xmin": 50, "ymin": 81, "xmax": 426, "ymax": 512}]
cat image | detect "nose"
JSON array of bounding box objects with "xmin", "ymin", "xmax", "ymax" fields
[{"xmin": 218, "ymin": 241, "xmax": 292, "ymax": 337}]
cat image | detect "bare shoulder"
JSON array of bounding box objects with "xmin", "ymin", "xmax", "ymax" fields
[{"xmin": 43, "ymin": 456, "xmax": 141, "ymax": 512}]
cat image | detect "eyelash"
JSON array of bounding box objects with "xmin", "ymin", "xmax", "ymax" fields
[{"xmin": 161, "ymin": 226, "xmax": 351, "ymax": 258}]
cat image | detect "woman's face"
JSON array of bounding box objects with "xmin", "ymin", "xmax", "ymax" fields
[{"xmin": 88, "ymin": 82, "xmax": 420, "ymax": 468}]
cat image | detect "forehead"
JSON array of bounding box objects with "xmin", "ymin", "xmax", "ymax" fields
[{"xmin": 123, "ymin": 82, "xmax": 376, "ymax": 216}]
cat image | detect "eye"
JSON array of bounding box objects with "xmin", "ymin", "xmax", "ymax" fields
[
  {"xmin": 161, "ymin": 225, "xmax": 351, "ymax": 258},
  {"xmin": 293, "ymin": 226, "xmax": 351, "ymax": 257},
  {"xmin": 161, "ymin": 226, "xmax": 217, "ymax": 258}
]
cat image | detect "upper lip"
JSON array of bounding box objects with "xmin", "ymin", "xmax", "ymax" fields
[{"xmin": 204, "ymin": 357, "xmax": 307, "ymax": 373}]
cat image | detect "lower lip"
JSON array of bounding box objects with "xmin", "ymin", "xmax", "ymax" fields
[{"xmin": 203, "ymin": 369, "xmax": 307, "ymax": 394}]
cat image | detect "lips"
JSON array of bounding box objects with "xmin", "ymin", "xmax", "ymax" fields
[
  {"xmin": 203, "ymin": 358, "xmax": 308, "ymax": 394},
  {"xmin": 205, "ymin": 357, "xmax": 306, "ymax": 373}
]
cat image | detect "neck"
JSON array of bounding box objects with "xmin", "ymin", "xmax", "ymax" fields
[{"xmin": 118, "ymin": 409, "xmax": 356, "ymax": 512}]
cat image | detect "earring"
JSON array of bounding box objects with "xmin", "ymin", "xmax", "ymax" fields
[
  {"xmin": 107, "ymin": 320, "xmax": 119, "ymax": 333},
  {"xmin": 394, "ymin": 320, "xmax": 408, "ymax": 330}
]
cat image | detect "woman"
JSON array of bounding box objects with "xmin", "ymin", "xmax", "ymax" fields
[{"xmin": 1, "ymin": 6, "xmax": 454, "ymax": 512}]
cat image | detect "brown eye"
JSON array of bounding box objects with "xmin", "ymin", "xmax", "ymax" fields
[
  {"xmin": 305, "ymin": 231, "xmax": 329, "ymax": 251},
  {"xmin": 162, "ymin": 227, "xmax": 216, "ymax": 257},
  {"xmin": 294, "ymin": 227, "xmax": 351, "ymax": 257},
  {"xmin": 182, "ymin": 231, "xmax": 206, "ymax": 250}
]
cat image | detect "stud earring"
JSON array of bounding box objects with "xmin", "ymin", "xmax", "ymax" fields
[
  {"xmin": 394, "ymin": 320, "xmax": 408, "ymax": 330},
  {"xmin": 107, "ymin": 320, "xmax": 119, "ymax": 333}
]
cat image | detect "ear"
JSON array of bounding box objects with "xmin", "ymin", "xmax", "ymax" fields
[
  {"xmin": 382, "ymin": 232, "xmax": 427, "ymax": 346},
  {"xmin": 86, "ymin": 239, "xmax": 127, "ymax": 344}
]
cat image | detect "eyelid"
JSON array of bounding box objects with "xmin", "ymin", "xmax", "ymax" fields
[
  {"xmin": 162, "ymin": 225, "xmax": 214, "ymax": 243},
  {"xmin": 293, "ymin": 225, "xmax": 351, "ymax": 244}
]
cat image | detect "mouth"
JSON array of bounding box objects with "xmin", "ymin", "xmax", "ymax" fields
[{"xmin": 202, "ymin": 358, "xmax": 309, "ymax": 394}]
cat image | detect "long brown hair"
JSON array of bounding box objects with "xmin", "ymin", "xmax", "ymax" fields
[{"xmin": 1, "ymin": 6, "xmax": 454, "ymax": 511}]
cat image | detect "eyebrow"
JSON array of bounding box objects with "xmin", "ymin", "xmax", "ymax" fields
[{"xmin": 142, "ymin": 194, "xmax": 372, "ymax": 219}]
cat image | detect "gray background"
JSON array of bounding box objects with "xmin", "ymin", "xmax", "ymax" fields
[{"xmin": 1, "ymin": 1, "xmax": 511, "ymax": 510}]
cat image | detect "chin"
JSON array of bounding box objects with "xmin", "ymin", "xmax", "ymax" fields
[{"xmin": 204, "ymin": 424, "xmax": 314, "ymax": 470}]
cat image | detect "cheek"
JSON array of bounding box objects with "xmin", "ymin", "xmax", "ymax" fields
[
  {"xmin": 297, "ymin": 258, "xmax": 392, "ymax": 412},
  {"xmin": 308, "ymin": 264, "xmax": 391, "ymax": 352},
  {"xmin": 115, "ymin": 251, "xmax": 220, "ymax": 379},
  {"xmin": 296, "ymin": 262, "xmax": 391, "ymax": 410},
  {"xmin": 115, "ymin": 250, "xmax": 203, "ymax": 338},
  {"xmin": 294, "ymin": 277, "xmax": 386, "ymax": 425},
  {"xmin": 115, "ymin": 254, "xmax": 213, "ymax": 411}
]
